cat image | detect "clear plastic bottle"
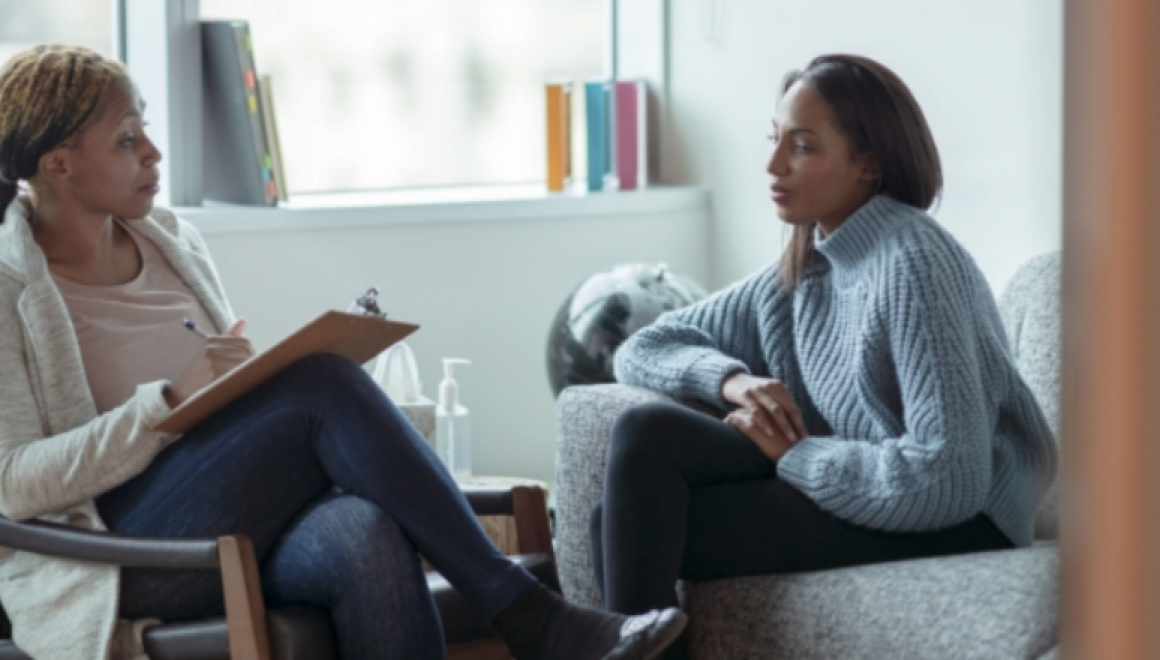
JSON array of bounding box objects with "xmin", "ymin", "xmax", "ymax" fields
[{"xmin": 436, "ymin": 358, "xmax": 472, "ymax": 481}]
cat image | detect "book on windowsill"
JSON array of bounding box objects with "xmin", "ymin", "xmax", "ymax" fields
[
  {"xmin": 256, "ymin": 74, "xmax": 289, "ymax": 203},
  {"xmin": 545, "ymin": 81, "xmax": 573, "ymax": 192},
  {"xmin": 201, "ymin": 20, "xmax": 280, "ymax": 206},
  {"xmin": 613, "ymin": 79, "xmax": 648, "ymax": 191},
  {"xmin": 584, "ymin": 79, "xmax": 611, "ymax": 192}
]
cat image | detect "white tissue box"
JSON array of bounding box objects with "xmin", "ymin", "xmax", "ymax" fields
[{"xmin": 396, "ymin": 397, "xmax": 436, "ymax": 448}]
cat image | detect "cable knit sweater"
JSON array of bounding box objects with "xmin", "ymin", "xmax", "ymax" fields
[{"xmin": 613, "ymin": 195, "xmax": 1058, "ymax": 547}]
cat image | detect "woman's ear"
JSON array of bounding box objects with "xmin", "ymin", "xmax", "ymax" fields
[
  {"xmin": 857, "ymin": 153, "xmax": 881, "ymax": 184},
  {"xmin": 37, "ymin": 148, "xmax": 70, "ymax": 183}
]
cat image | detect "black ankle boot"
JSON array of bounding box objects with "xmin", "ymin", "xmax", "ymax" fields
[{"xmin": 491, "ymin": 583, "xmax": 687, "ymax": 660}]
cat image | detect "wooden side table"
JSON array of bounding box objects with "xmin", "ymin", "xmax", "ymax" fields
[
  {"xmin": 460, "ymin": 476, "xmax": 552, "ymax": 556},
  {"xmin": 421, "ymin": 476, "xmax": 553, "ymax": 573}
]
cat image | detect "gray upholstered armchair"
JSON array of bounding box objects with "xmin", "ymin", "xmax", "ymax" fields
[
  {"xmin": 0, "ymin": 484, "xmax": 557, "ymax": 660},
  {"xmin": 554, "ymin": 253, "xmax": 1062, "ymax": 659}
]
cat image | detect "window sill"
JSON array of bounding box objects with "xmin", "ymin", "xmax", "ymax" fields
[{"xmin": 175, "ymin": 184, "xmax": 709, "ymax": 235}]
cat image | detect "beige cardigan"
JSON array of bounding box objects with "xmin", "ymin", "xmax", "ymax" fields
[{"xmin": 0, "ymin": 198, "xmax": 234, "ymax": 660}]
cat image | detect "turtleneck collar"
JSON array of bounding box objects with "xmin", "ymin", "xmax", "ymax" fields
[{"xmin": 813, "ymin": 194, "xmax": 909, "ymax": 281}]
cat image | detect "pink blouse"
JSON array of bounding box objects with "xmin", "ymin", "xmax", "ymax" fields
[{"xmin": 53, "ymin": 221, "xmax": 218, "ymax": 414}]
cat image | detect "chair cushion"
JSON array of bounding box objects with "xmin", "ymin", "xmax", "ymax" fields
[
  {"xmin": 682, "ymin": 544, "xmax": 1059, "ymax": 660},
  {"xmin": 141, "ymin": 606, "xmax": 337, "ymax": 660}
]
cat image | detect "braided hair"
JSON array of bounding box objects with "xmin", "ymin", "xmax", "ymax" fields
[{"xmin": 0, "ymin": 45, "xmax": 130, "ymax": 216}]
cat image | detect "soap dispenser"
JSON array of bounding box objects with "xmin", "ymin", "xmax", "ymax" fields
[{"xmin": 436, "ymin": 358, "xmax": 472, "ymax": 481}]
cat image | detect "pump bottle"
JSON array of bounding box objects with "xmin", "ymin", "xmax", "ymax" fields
[{"xmin": 436, "ymin": 358, "xmax": 472, "ymax": 481}]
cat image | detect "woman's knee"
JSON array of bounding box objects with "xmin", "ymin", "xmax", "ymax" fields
[
  {"xmin": 609, "ymin": 403, "xmax": 688, "ymax": 465},
  {"xmin": 270, "ymin": 353, "xmax": 398, "ymax": 420},
  {"xmin": 263, "ymin": 495, "xmax": 441, "ymax": 657},
  {"xmin": 280, "ymin": 353, "xmax": 369, "ymax": 391},
  {"xmin": 273, "ymin": 495, "xmax": 420, "ymax": 584},
  {"xmin": 318, "ymin": 498, "xmax": 416, "ymax": 571}
]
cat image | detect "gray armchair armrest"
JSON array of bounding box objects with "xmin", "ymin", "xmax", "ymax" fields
[{"xmin": 555, "ymin": 383, "xmax": 678, "ymax": 607}]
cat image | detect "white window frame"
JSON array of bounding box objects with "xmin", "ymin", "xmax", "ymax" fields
[
  {"xmin": 115, "ymin": 0, "xmax": 672, "ymax": 214},
  {"xmin": 116, "ymin": 0, "xmax": 202, "ymax": 207},
  {"xmin": 613, "ymin": 0, "xmax": 667, "ymax": 188}
]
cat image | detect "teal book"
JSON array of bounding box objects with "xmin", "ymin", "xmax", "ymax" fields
[{"xmin": 585, "ymin": 80, "xmax": 611, "ymax": 192}]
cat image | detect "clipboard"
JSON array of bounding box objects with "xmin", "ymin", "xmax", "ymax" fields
[{"xmin": 154, "ymin": 311, "xmax": 419, "ymax": 434}]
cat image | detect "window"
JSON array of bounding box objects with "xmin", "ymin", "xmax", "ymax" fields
[
  {"xmin": 200, "ymin": 0, "xmax": 606, "ymax": 195},
  {"xmin": 0, "ymin": 0, "xmax": 114, "ymax": 63}
]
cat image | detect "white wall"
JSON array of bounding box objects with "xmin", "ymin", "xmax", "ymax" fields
[
  {"xmin": 189, "ymin": 0, "xmax": 1062, "ymax": 486},
  {"xmin": 665, "ymin": 0, "xmax": 1063, "ymax": 293},
  {"xmin": 196, "ymin": 202, "xmax": 709, "ymax": 487}
]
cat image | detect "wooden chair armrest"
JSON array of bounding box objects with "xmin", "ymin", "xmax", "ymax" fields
[
  {"xmin": 0, "ymin": 516, "xmax": 271, "ymax": 660},
  {"xmin": 218, "ymin": 535, "xmax": 272, "ymax": 660},
  {"xmin": 0, "ymin": 486, "xmax": 548, "ymax": 660},
  {"xmin": 0, "ymin": 515, "xmax": 218, "ymax": 568}
]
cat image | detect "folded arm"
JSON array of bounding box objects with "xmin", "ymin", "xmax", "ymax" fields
[{"xmin": 613, "ymin": 265, "xmax": 788, "ymax": 409}]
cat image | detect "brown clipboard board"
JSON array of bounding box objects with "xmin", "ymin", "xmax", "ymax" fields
[{"xmin": 153, "ymin": 311, "xmax": 419, "ymax": 434}]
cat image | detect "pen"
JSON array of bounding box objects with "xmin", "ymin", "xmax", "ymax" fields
[{"xmin": 183, "ymin": 318, "xmax": 210, "ymax": 339}]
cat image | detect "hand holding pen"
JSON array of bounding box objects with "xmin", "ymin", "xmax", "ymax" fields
[
  {"xmin": 183, "ymin": 318, "xmax": 211, "ymax": 338},
  {"xmin": 164, "ymin": 318, "xmax": 255, "ymax": 408}
]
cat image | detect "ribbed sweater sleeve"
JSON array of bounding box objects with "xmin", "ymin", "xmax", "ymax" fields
[
  {"xmin": 776, "ymin": 245, "xmax": 997, "ymax": 531},
  {"xmin": 613, "ymin": 265, "xmax": 777, "ymax": 409}
]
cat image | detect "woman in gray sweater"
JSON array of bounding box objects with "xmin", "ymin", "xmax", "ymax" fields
[
  {"xmin": 593, "ymin": 54, "xmax": 1058, "ymax": 660},
  {"xmin": 0, "ymin": 45, "xmax": 684, "ymax": 660}
]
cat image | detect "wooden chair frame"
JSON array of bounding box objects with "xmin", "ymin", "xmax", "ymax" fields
[{"xmin": 0, "ymin": 484, "xmax": 554, "ymax": 660}]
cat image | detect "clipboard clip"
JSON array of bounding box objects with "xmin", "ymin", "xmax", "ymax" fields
[{"xmin": 347, "ymin": 287, "xmax": 387, "ymax": 319}]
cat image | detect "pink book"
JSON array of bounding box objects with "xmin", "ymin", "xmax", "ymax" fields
[{"xmin": 615, "ymin": 80, "xmax": 639, "ymax": 190}]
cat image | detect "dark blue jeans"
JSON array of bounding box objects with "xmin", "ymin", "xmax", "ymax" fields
[{"xmin": 96, "ymin": 354, "xmax": 535, "ymax": 660}]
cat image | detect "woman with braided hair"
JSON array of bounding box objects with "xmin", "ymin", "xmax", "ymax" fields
[{"xmin": 0, "ymin": 45, "xmax": 685, "ymax": 660}]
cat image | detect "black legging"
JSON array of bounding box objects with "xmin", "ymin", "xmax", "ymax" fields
[{"xmin": 590, "ymin": 402, "xmax": 1012, "ymax": 657}]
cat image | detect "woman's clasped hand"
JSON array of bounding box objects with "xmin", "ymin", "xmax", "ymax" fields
[{"xmin": 721, "ymin": 371, "xmax": 808, "ymax": 461}]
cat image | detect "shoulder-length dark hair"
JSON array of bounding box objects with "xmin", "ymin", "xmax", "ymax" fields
[{"xmin": 778, "ymin": 54, "xmax": 942, "ymax": 290}]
